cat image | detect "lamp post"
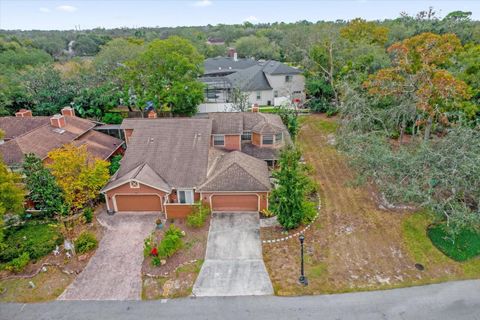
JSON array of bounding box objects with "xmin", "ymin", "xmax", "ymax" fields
[{"xmin": 299, "ymin": 233, "xmax": 308, "ymax": 286}]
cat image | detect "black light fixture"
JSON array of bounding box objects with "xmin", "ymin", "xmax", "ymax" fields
[{"xmin": 299, "ymin": 233, "xmax": 308, "ymax": 286}]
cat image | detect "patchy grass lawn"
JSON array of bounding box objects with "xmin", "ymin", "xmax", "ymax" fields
[
  {"xmin": 262, "ymin": 114, "xmax": 480, "ymax": 296},
  {"xmin": 0, "ymin": 266, "xmax": 74, "ymax": 302},
  {"xmin": 142, "ymin": 218, "xmax": 209, "ymax": 299}
]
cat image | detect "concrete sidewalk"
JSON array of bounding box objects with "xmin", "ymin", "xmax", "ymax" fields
[{"xmin": 192, "ymin": 212, "xmax": 273, "ymax": 296}]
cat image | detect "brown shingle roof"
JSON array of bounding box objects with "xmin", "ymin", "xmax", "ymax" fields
[
  {"xmin": 73, "ymin": 130, "xmax": 123, "ymax": 160},
  {"xmin": 0, "ymin": 115, "xmax": 119, "ymax": 166},
  {"xmin": 103, "ymin": 163, "xmax": 171, "ymax": 192},
  {"xmin": 115, "ymin": 119, "xmax": 212, "ymax": 189},
  {"xmin": 198, "ymin": 150, "xmax": 270, "ymax": 192},
  {"xmin": 0, "ymin": 117, "xmax": 50, "ymax": 139},
  {"xmin": 0, "ymin": 140, "xmax": 24, "ymax": 166},
  {"xmin": 208, "ymin": 113, "xmax": 243, "ymax": 134}
]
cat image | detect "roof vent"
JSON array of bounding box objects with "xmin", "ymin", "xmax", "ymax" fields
[
  {"xmin": 149, "ymin": 137, "xmax": 154, "ymax": 143},
  {"xmin": 53, "ymin": 128, "xmax": 65, "ymax": 134}
]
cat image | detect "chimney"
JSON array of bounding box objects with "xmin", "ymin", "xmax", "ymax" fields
[
  {"xmin": 61, "ymin": 106, "xmax": 75, "ymax": 117},
  {"xmin": 252, "ymin": 104, "xmax": 259, "ymax": 113},
  {"xmin": 148, "ymin": 110, "xmax": 157, "ymax": 119},
  {"xmin": 50, "ymin": 114, "xmax": 66, "ymax": 128},
  {"xmin": 15, "ymin": 109, "xmax": 32, "ymax": 117}
]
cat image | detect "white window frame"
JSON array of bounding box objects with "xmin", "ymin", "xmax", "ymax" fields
[
  {"xmin": 285, "ymin": 75, "xmax": 292, "ymax": 83},
  {"xmin": 177, "ymin": 189, "xmax": 194, "ymax": 204},
  {"xmin": 241, "ymin": 131, "xmax": 252, "ymax": 141},
  {"xmin": 213, "ymin": 134, "xmax": 225, "ymax": 146},
  {"xmin": 256, "ymin": 91, "xmax": 261, "ymax": 100},
  {"xmin": 275, "ymin": 132, "xmax": 283, "ymax": 144},
  {"xmin": 273, "ymin": 90, "xmax": 278, "ymax": 98},
  {"xmin": 262, "ymin": 134, "xmax": 274, "ymax": 145}
]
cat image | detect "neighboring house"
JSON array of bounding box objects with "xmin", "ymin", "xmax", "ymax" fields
[
  {"xmin": 101, "ymin": 110, "xmax": 290, "ymax": 217},
  {"xmin": 0, "ymin": 107, "xmax": 124, "ymax": 169},
  {"xmin": 199, "ymin": 54, "xmax": 305, "ymax": 113}
]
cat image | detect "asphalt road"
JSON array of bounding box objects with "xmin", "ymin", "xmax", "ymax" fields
[{"xmin": 1, "ymin": 280, "xmax": 480, "ymax": 320}]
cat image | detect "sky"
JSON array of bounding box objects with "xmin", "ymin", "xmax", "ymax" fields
[{"xmin": 0, "ymin": 0, "xmax": 479, "ymax": 30}]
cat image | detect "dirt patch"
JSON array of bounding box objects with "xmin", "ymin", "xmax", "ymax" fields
[
  {"xmin": 0, "ymin": 205, "xmax": 105, "ymax": 301},
  {"xmin": 142, "ymin": 218, "xmax": 209, "ymax": 299},
  {"xmin": 262, "ymin": 114, "xmax": 480, "ymax": 296}
]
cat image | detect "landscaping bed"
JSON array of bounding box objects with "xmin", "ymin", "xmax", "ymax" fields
[
  {"xmin": 141, "ymin": 217, "xmax": 210, "ymax": 299},
  {"xmin": 0, "ymin": 206, "xmax": 105, "ymax": 302}
]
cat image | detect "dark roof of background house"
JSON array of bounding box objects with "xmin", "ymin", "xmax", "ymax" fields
[
  {"xmin": 260, "ymin": 60, "xmax": 302, "ymax": 75},
  {"xmin": 0, "ymin": 117, "xmax": 50, "ymax": 140},
  {"xmin": 198, "ymin": 150, "xmax": 270, "ymax": 192},
  {"xmin": 226, "ymin": 64, "xmax": 272, "ymax": 91},
  {"xmin": 204, "ymin": 57, "xmax": 257, "ymax": 75},
  {"xmin": 112, "ymin": 119, "xmax": 213, "ymax": 189},
  {"xmin": 241, "ymin": 143, "xmax": 281, "ymax": 160}
]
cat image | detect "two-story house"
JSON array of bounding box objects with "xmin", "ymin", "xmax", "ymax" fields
[
  {"xmin": 101, "ymin": 110, "xmax": 290, "ymax": 218},
  {"xmin": 199, "ymin": 54, "xmax": 305, "ymax": 113}
]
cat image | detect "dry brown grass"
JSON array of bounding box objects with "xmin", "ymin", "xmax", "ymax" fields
[{"xmin": 262, "ymin": 114, "xmax": 480, "ymax": 296}]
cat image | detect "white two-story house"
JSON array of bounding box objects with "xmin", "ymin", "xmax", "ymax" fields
[{"xmin": 199, "ymin": 54, "xmax": 305, "ymax": 113}]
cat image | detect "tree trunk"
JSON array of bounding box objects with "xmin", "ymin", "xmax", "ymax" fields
[{"xmin": 424, "ymin": 116, "xmax": 433, "ymax": 142}]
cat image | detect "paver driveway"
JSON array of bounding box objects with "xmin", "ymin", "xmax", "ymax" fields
[
  {"xmin": 58, "ymin": 212, "xmax": 157, "ymax": 300},
  {"xmin": 192, "ymin": 212, "xmax": 273, "ymax": 296}
]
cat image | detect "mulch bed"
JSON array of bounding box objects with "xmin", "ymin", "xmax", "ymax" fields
[{"xmin": 142, "ymin": 217, "xmax": 210, "ymax": 276}]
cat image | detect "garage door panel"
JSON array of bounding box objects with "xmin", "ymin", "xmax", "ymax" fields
[
  {"xmin": 211, "ymin": 195, "xmax": 258, "ymax": 212},
  {"xmin": 115, "ymin": 195, "xmax": 161, "ymax": 212}
]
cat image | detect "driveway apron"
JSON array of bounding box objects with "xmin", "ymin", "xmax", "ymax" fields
[
  {"xmin": 58, "ymin": 212, "xmax": 157, "ymax": 300},
  {"xmin": 192, "ymin": 212, "xmax": 273, "ymax": 296}
]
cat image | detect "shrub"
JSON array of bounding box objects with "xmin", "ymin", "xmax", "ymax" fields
[
  {"xmin": 102, "ymin": 113, "xmax": 123, "ymax": 124},
  {"xmin": 427, "ymin": 224, "xmax": 480, "ymax": 262},
  {"xmin": 143, "ymin": 232, "xmax": 155, "ymax": 257},
  {"xmin": 75, "ymin": 231, "xmax": 98, "ymax": 254},
  {"xmin": 186, "ymin": 202, "xmax": 210, "ymax": 228},
  {"xmin": 151, "ymin": 256, "xmax": 161, "ymax": 266},
  {"xmin": 0, "ymin": 223, "xmax": 63, "ymax": 262},
  {"xmin": 301, "ymin": 201, "xmax": 318, "ymax": 225},
  {"xmin": 83, "ymin": 208, "xmax": 93, "ymax": 223},
  {"xmin": 109, "ymin": 155, "xmax": 122, "ymax": 175},
  {"xmin": 261, "ymin": 208, "xmax": 275, "ymax": 218},
  {"xmin": 157, "ymin": 224, "xmax": 184, "ymax": 258},
  {"xmin": 5, "ymin": 252, "xmax": 30, "ymax": 273}
]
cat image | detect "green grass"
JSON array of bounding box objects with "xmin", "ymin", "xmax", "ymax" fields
[
  {"xmin": 428, "ymin": 224, "xmax": 480, "ymax": 262},
  {"xmin": 311, "ymin": 118, "xmax": 338, "ymax": 134},
  {"xmin": 1, "ymin": 223, "xmax": 63, "ymax": 263},
  {"xmin": 401, "ymin": 212, "xmax": 451, "ymax": 265}
]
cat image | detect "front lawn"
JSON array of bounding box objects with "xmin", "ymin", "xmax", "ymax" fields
[
  {"xmin": 262, "ymin": 114, "xmax": 480, "ymax": 296},
  {"xmin": 428, "ymin": 224, "xmax": 480, "ymax": 262}
]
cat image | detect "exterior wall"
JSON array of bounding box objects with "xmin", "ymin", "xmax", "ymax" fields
[
  {"xmin": 200, "ymin": 192, "xmax": 269, "ymax": 212},
  {"xmin": 105, "ymin": 182, "xmax": 166, "ymax": 212},
  {"xmin": 198, "ymin": 102, "xmax": 235, "ymax": 113},
  {"xmin": 265, "ymin": 74, "xmax": 305, "ymax": 102},
  {"xmin": 224, "ymin": 135, "xmax": 241, "ymax": 151},
  {"xmin": 124, "ymin": 129, "xmax": 133, "ymax": 144},
  {"xmin": 165, "ymin": 204, "xmax": 194, "ymax": 218},
  {"xmin": 252, "ymin": 132, "xmax": 262, "ymax": 147},
  {"xmin": 246, "ymin": 90, "xmax": 274, "ymax": 106}
]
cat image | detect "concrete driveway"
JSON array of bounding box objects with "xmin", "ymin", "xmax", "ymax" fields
[
  {"xmin": 58, "ymin": 212, "xmax": 157, "ymax": 300},
  {"xmin": 192, "ymin": 212, "xmax": 273, "ymax": 296}
]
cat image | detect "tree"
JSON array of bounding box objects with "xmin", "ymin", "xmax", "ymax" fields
[
  {"xmin": 364, "ymin": 33, "xmax": 472, "ymax": 141},
  {"xmin": 47, "ymin": 144, "xmax": 110, "ymax": 212},
  {"xmin": 94, "ymin": 38, "xmax": 145, "ymax": 79},
  {"xmin": 270, "ymin": 146, "xmax": 312, "ymax": 229},
  {"xmin": 340, "ymin": 18, "xmax": 389, "ymax": 45},
  {"xmin": 22, "ymin": 154, "xmax": 64, "ymax": 217},
  {"xmin": 230, "ymin": 87, "xmax": 249, "ymax": 112},
  {"xmin": 121, "ymin": 36, "xmax": 205, "ymax": 116},
  {"xmin": 0, "ymin": 159, "xmax": 25, "ymax": 248},
  {"xmin": 235, "ymin": 35, "xmax": 281, "ymax": 60}
]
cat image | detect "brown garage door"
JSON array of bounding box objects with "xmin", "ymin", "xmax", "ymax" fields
[
  {"xmin": 211, "ymin": 194, "xmax": 258, "ymax": 212},
  {"xmin": 115, "ymin": 195, "xmax": 161, "ymax": 212}
]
